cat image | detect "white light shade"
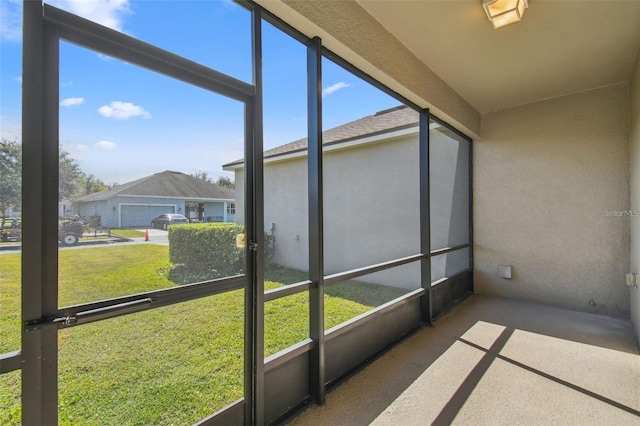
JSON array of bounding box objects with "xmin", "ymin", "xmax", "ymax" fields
[{"xmin": 482, "ymin": 0, "xmax": 528, "ymax": 29}]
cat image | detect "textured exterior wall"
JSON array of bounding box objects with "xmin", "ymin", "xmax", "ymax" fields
[
  {"xmin": 234, "ymin": 131, "xmax": 469, "ymax": 289},
  {"xmin": 630, "ymin": 52, "xmax": 640, "ymax": 341},
  {"xmin": 256, "ymin": 0, "xmax": 480, "ymax": 137},
  {"xmin": 263, "ymin": 156, "xmax": 309, "ymax": 272},
  {"xmin": 322, "ymin": 135, "xmax": 421, "ymax": 289},
  {"xmin": 235, "ymin": 135, "xmax": 421, "ymax": 288},
  {"xmin": 74, "ymin": 200, "xmax": 113, "ymax": 226},
  {"xmin": 476, "ymin": 84, "xmax": 630, "ymax": 318}
]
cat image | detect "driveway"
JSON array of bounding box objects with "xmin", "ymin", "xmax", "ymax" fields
[{"xmin": 135, "ymin": 228, "xmax": 169, "ymax": 245}]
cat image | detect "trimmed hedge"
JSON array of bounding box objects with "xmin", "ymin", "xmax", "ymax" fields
[{"xmin": 167, "ymin": 223, "xmax": 273, "ymax": 284}]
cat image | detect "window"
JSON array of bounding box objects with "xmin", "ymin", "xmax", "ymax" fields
[{"xmin": 227, "ymin": 203, "xmax": 236, "ymax": 215}]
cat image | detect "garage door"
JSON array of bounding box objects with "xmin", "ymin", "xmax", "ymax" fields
[{"xmin": 121, "ymin": 205, "xmax": 175, "ymax": 227}]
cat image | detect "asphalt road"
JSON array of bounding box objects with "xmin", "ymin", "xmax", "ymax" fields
[
  {"xmin": 0, "ymin": 228, "xmax": 169, "ymax": 253},
  {"xmin": 64, "ymin": 228, "xmax": 170, "ymax": 250}
]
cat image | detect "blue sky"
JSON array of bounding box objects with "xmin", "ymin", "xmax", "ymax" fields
[{"xmin": 1, "ymin": 0, "xmax": 398, "ymax": 185}]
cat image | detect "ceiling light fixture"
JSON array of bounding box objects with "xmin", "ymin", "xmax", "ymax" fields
[{"xmin": 482, "ymin": 0, "xmax": 528, "ymax": 29}]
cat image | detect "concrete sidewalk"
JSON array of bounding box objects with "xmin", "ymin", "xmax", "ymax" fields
[{"xmin": 288, "ymin": 295, "xmax": 640, "ymax": 425}]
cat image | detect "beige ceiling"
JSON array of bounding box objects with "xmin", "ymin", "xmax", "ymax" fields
[{"xmin": 356, "ymin": 0, "xmax": 640, "ymax": 114}]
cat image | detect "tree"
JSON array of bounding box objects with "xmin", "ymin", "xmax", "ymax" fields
[
  {"xmin": 0, "ymin": 138, "xmax": 22, "ymax": 216},
  {"xmin": 81, "ymin": 174, "xmax": 107, "ymax": 196},
  {"xmin": 59, "ymin": 149, "xmax": 83, "ymax": 200},
  {"xmin": 192, "ymin": 171, "xmax": 235, "ymax": 189},
  {"xmin": 215, "ymin": 176, "xmax": 235, "ymax": 190},
  {"xmin": 59, "ymin": 151, "xmax": 107, "ymax": 199},
  {"xmin": 191, "ymin": 171, "xmax": 214, "ymax": 184},
  {"xmin": 0, "ymin": 139, "xmax": 108, "ymax": 216}
]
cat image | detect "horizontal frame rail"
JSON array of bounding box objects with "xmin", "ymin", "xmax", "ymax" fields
[
  {"xmin": 263, "ymin": 287, "xmax": 425, "ymax": 374},
  {"xmin": 429, "ymin": 114, "xmax": 474, "ymax": 143},
  {"xmin": 28, "ymin": 275, "xmax": 246, "ymax": 331},
  {"xmin": 431, "ymin": 267, "xmax": 474, "ymax": 287},
  {"xmin": 430, "ymin": 243, "xmax": 471, "ymax": 257},
  {"xmin": 194, "ymin": 398, "xmax": 245, "ymax": 426},
  {"xmin": 325, "ymin": 288, "xmax": 425, "ymax": 340},
  {"xmin": 25, "ymin": 298, "xmax": 154, "ymax": 331},
  {"xmin": 264, "ymin": 252, "xmax": 441, "ymax": 301},
  {"xmin": 0, "ymin": 351, "xmax": 21, "ymax": 374},
  {"xmin": 264, "ymin": 338, "xmax": 315, "ymax": 372},
  {"xmin": 324, "ymin": 254, "xmax": 424, "ymax": 286},
  {"xmin": 43, "ymin": 4, "xmax": 254, "ymax": 103},
  {"xmin": 264, "ymin": 280, "xmax": 313, "ymax": 302}
]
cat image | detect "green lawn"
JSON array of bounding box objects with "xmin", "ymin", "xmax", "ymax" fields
[{"xmin": 0, "ymin": 245, "xmax": 407, "ymax": 425}]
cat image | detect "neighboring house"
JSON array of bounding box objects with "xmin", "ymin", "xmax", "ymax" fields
[
  {"xmin": 59, "ymin": 200, "xmax": 72, "ymax": 217},
  {"xmin": 72, "ymin": 170, "xmax": 235, "ymax": 228},
  {"xmin": 2, "ymin": 207, "xmax": 21, "ymax": 218},
  {"xmin": 223, "ymin": 106, "xmax": 469, "ymax": 289}
]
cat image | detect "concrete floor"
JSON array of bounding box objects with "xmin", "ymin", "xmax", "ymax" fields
[{"xmin": 287, "ymin": 295, "xmax": 640, "ymax": 425}]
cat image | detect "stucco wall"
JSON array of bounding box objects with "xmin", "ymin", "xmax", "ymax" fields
[
  {"xmin": 234, "ymin": 130, "xmax": 470, "ymax": 290},
  {"xmin": 475, "ymin": 84, "xmax": 630, "ymax": 318},
  {"xmin": 235, "ymin": 137, "xmax": 421, "ymax": 288},
  {"xmin": 322, "ymin": 135, "xmax": 421, "ymax": 290},
  {"xmin": 630, "ymin": 51, "xmax": 640, "ymax": 341},
  {"xmin": 263, "ymin": 156, "xmax": 309, "ymax": 272}
]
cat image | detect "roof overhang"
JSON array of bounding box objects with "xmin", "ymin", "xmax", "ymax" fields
[
  {"xmin": 74, "ymin": 194, "xmax": 235, "ymax": 203},
  {"xmin": 223, "ymin": 123, "xmax": 426, "ymax": 171},
  {"xmin": 256, "ymin": 0, "xmax": 640, "ymax": 137}
]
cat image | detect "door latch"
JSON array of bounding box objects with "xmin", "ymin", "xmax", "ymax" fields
[{"xmin": 25, "ymin": 297, "xmax": 153, "ymax": 331}]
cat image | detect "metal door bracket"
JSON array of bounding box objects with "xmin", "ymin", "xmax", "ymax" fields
[{"xmin": 24, "ymin": 297, "xmax": 154, "ymax": 332}]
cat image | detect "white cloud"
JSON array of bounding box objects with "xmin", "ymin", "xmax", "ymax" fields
[
  {"xmin": 0, "ymin": 0, "xmax": 21, "ymax": 42},
  {"xmin": 60, "ymin": 97, "xmax": 85, "ymax": 107},
  {"xmin": 98, "ymin": 101, "xmax": 151, "ymax": 120},
  {"xmin": 322, "ymin": 82, "xmax": 351, "ymax": 97},
  {"xmin": 76, "ymin": 144, "xmax": 89, "ymax": 152},
  {"xmin": 46, "ymin": 0, "xmax": 132, "ymax": 32},
  {"xmin": 95, "ymin": 140, "xmax": 117, "ymax": 150}
]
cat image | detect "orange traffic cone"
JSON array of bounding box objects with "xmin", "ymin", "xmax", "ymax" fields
[{"xmin": 145, "ymin": 229, "xmax": 150, "ymax": 241}]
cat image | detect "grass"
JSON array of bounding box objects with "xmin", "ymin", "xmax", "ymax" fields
[
  {"xmin": 0, "ymin": 245, "xmax": 409, "ymax": 425},
  {"xmin": 0, "ymin": 252, "xmax": 21, "ymax": 353}
]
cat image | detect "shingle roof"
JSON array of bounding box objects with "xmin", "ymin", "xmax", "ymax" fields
[
  {"xmin": 73, "ymin": 170, "xmax": 235, "ymax": 202},
  {"xmin": 224, "ymin": 105, "xmax": 418, "ymax": 167}
]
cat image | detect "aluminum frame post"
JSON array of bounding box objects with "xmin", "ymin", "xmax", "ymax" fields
[
  {"xmin": 22, "ymin": 2, "xmax": 60, "ymax": 423},
  {"xmin": 419, "ymin": 109, "xmax": 433, "ymax": 324},
  {"xmin": 307, "ymin": 36, "xmax": 325, "ymax": 404},
  {"xmin": 244, "ymin": 6, "xmax": 265, "ymax": 425}
]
